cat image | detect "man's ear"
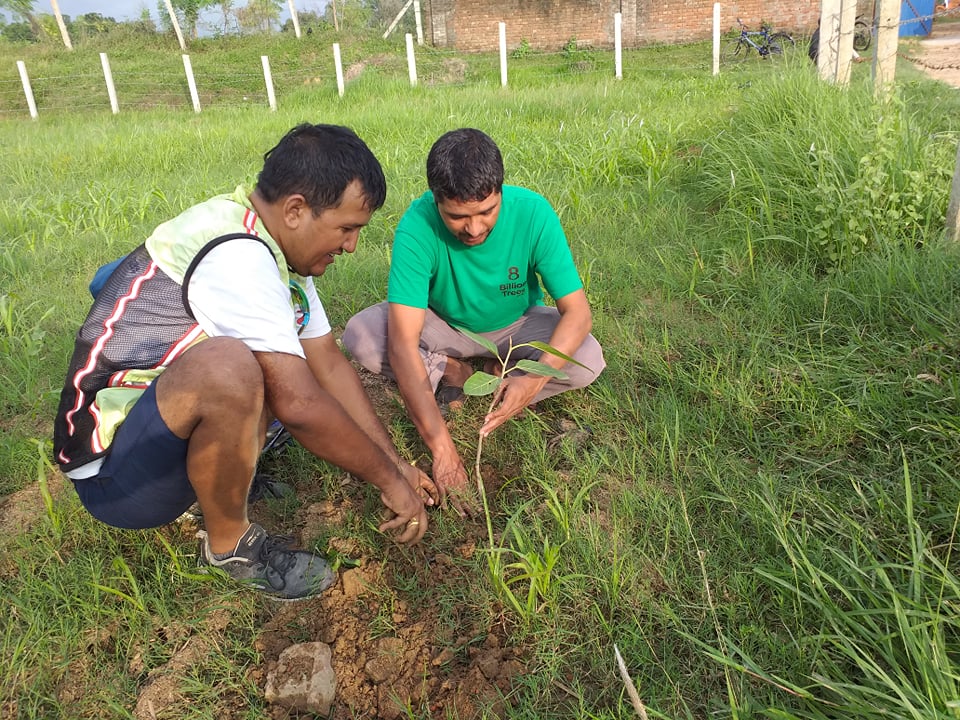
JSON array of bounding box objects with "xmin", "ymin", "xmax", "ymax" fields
[{"xmin": 282, "ymin": 194, "xmax": 310, "ymax": 228}]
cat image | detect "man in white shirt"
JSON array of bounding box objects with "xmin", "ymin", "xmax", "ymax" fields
[{"xmin": 54, "ymin": 124, "xmax": 435, "ymax": 601}]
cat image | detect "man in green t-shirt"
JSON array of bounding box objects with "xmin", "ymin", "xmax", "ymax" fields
[{"xmin": 343, "ymin": 128, "xmax": 605, "ymax": 516}]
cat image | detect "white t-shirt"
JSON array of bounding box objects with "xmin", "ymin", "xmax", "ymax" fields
[
  {"xmin": 188, "ymin": 239, "xmax": 331, "ymax": 356},
  {"xmin": 66, "ymin": 239, "xmax": 332, "ymax": 481}
]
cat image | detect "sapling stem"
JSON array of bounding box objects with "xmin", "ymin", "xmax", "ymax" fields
[{"xmin": 475, "ymin": 341, "xmax": 516, "ymax": 551}]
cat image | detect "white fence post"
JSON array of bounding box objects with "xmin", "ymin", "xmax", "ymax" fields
[
  {"xmin": 406, "ymin": 33, "xmax": 418, "ymax": 86},
  {"xmin": 333, "ymin": 43, "xmax": 345, "ymax": 97},
  {"xmin": 16, "ymin": 60, "xmax": 38, "ymax": 120},
  {"xmin": 383, "ymin": 0, "xmax": 413, "ymax": 39},
  {"xmin": 287, "ymin": 0, "xmax": 301, "ymax": 38},
  {"xmin": 947, "ymin": 140, "xmax": 960, "ymax": 242},
  {"xmin": 100, "ymin": 53, "xmax": 119, "ymax": 115},
  {"xmin": 499, "ymin": 22, "xmax": 508, "ymax": 87},
  {"xmin": 614, "ymin": 12, "xmax": 622, "ymax": 79},
  {"xmin": 413, "ymin": 0, "xmax": 424, "ymax": 45},
  {"xmin": 835, "ymin": 0, "xmax": 858, "ymax": 86},
  {"xmin": 163, "ymin": 0, "xmax": 187, "ymax": 50},
  {"xmin": 182, "ymin": 55, "xmax": 201, "ymax": 113},
  {"xmin": 51, "ymin": 0, "xmax": 73, "ymax": 50},
  {"xmin": 712, "ymin": 2, "xmax": 720, "ymax": 76},
  {"xmin": 818, "ymin": 0, "xmax": 842, "ymax": 82},
  {"xmin": 874, "ymin": 0, "xmax": 899, "ymax": 97},
  {"xmin": 261, "ymin": 55, "xmax": 277, "ymax": 111}
]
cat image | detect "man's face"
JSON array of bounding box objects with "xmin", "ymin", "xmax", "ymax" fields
[
  {"xmin": 436, "ymin": 191, "xmax": 502, "ymax": 247},
  {"xmin": 282, "ymin": 180, "xmax": 373, "ymax": 277}
]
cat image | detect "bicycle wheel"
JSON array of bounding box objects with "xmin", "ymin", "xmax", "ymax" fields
[
  {"xmin": 853, "ymin": 20, "xmax": 871, "ymax": 52},
  {"xmin": 768, "ymin": 32, "xmax": 795, "ymax": 56},
  {"xmin": 721, "ymin": 38, "xmax": 746, "ymax": 63}
]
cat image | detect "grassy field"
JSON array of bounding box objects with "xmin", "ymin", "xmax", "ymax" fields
[{"xmin": 2, "ymin": 27, "xmax": 960, "ymax": 719}]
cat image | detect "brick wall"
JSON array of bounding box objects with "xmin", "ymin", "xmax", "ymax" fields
[{"xmin": 421, "ymin": 0, "xmax": 821, "ymax": 51}]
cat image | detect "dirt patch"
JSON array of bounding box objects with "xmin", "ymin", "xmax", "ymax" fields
[
  {"xmin": 0, "ymin": 366, "xmax": 530, "ymax": 719},
  {"xmin": 904, "ymin": 20, "xmax": 960, "ymax": 88},
  {"xmin": 0, "ymin": 473, "xmax": 67, "ymax": 577},
  {"xmin": 252, "ymin": 555, "xmax": 525, "ymax": 720}
]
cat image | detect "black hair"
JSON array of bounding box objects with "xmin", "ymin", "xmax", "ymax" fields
[
  {"xmin": 256, "ymin": 123, "xmax": 386, "ymax": 213},
  {"xmin": 426, "ymin": 128, "xmax": 504, "ymax": 203}
]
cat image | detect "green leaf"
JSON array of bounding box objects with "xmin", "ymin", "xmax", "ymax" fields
[
  {"xmin": 455, "ymin": 327, "xmax": 500, "ymax": 356},
  {"xmin": 514, "ymin": 358, "xmax": 569, "ymax": 380},
  {"xmin": 525, "ymin": 340, "xmax": 590, "ymax": 370},
  {"xmin": 464, "ymin": 371, "xmax": 501, "ymax": 396}
]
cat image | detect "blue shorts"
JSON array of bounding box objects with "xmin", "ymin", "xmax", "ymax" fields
[{"xmin": 72, "ymin": 382, "xmax": 195, "ymax": 529}]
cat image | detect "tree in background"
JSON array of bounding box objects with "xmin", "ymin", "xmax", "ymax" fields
[
  {"xmin": 0, "ymin": 0, "xmax": 41, "ymax": 37},
  {"xmin": 72, "ymin": 12, "xmax": 118, "ymax": 37},
  {"xmin": 209, "ymin": 0, "xmax": 238, "ymax": 35},
  {"xmin": 281, "ymin": 9, "xmax": 326, "ymax": 34},
  {"xmin": 369, "ymin": 0, "xmax": 414, "ymax": 32},
  {"xmin": 132, "ymin": 7, "xmax": 158, "ymax": 33},
  {"xmin": 236, "ymin": 0, "xmax": 281, "ymax": 33},
  {"xmin": 325, "ymin": 0, "xmax": 374, "ymax": 30},
  {"xmin": 155, "ymin": 0, "xmax": 219, "ymax": 38}
]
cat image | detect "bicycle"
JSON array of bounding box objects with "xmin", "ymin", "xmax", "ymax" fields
[
  {"xmin": 722, "ymin": 18, "xmax": 796, "ymax": 62},
  {"xmin": 853, "ymin": 15, "xmax": 872, "ymax": 52}
]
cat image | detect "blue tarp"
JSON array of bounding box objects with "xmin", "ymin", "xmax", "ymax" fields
[{"xmin": 900, "ymin": 0, "xmax": 935, "ymax": 36}]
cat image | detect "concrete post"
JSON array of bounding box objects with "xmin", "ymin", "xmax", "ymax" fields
[
  {"xmin": 818, "ymin": 0, "xmax": 842, "ymax": 82},
  {"xmin": 947, "ymin": 140, "xmax": 960, "ymax": 242},
  {"xmin": 50, "ymin": 0, "xmax": 73, "ymax": 50},
  {"xmin": 163, "ymin": 0, "xmax": 186, "ymax": 50},
  {"xmin": 287, "ymin": 0, "xmax": 301, "ymax": 38},
  {"xmin": 835, "ymin": 0, "xmax": 858, "ymax": 85},
  {"xmin": 873, "ymin": 0, "xmax": 900, "ymax": 98}
]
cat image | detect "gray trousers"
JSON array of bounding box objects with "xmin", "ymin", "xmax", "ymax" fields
[{"xmin": 341, "ymin": 302, "xmax": 605, "ymax": 404}]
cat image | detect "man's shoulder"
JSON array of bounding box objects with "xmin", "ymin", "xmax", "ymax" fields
[
  {"xmin": 396, "ymin": 191, "xmax": 441, "ymax": 240},
  {"xmin": 503, "ymin": 184, "xmax": 550, "ymax": 205},
  {"xmin": 501, "ymin": 186, "xmax": 558, "ymax": 222}
]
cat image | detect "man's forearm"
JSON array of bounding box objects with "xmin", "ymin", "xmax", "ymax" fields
[
  {"xmin": 320, "ymin": 353, "xmax": 403, "ymax": 462},
  {"xmin": 275, "ymin": 390, "xmax": 403, "ymax": 492},
  {"xmin": 389, "ymin": 344, "xmax": 458, "ymax": 457}
]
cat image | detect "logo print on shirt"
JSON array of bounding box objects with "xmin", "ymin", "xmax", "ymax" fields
[{"xmin": 500, "ymin": 266, "xmax": 525, "ymax": 297}]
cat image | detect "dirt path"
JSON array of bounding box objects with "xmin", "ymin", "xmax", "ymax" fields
[{"xmin": 908, "ymin": 20, "xmax": 960, "ymax": 88}]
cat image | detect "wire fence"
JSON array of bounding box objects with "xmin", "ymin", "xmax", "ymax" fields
[
  {"xmin": 1, "ymin": 7, "xmax": 958, "ymax": 119},
  {"xmin": 0, "ymin": 42, "xmax": 691, "ymax": 118}
]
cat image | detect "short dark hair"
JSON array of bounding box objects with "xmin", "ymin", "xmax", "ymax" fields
[
  {"xmin": 256, "ymin": 123, "xmax": 386, "ymax": 213},
  {"xmin": 426, "ymin": 128, "xmax": 504, "ymax": 203}
]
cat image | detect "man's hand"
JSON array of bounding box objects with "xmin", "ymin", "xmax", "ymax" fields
[
  {"xmin": 378, "ymin": 479, "xmax": 429, "ymax": 545},
  {"xmin": 400, "ymin": 462, "xmax": 438, "ymax": 507},
  {"xmin": 432, "ymin": 449, "xmax": 479, "ymax": 518},
  {"xmin": 480, "ymin": 373, "xmax": 548, "ymax": 437}
]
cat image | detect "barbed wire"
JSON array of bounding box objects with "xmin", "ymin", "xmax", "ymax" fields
[{"xmin": 899, "ymin": 53, "xmax": 960, "ymax": 70}]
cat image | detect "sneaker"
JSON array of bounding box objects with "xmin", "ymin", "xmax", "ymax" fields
[
  {"xmin": 198, "ymin": 523, "xmax": 335, "ymax": 601},
  {"xmin": 247, "ymin": 472, "xmax": 295, "ymax": 503},
  {"xmin": 262, "ymin": 419, "xmax": 294, "ymax": 456}
]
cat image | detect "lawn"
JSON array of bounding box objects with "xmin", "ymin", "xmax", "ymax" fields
[{"xmin": 2, "ymin": 26, "xmax": 960, "ymax": 720}]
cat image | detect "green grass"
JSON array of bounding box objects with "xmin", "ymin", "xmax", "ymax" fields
[{"xmin": 2, "ymin": 26, "xmax": 960, "ymax": 720}]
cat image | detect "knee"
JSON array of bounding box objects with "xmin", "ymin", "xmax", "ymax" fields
[
  {"xmin": 567, "ymin": 336, "xmax": 606, "ymax": 390},
  {"xmin": 342, "ymin": 305, "xmax": 387, "ymax": 373},
  {"xmin": 180, "ymin": 337, "xmax": 264, "ymax": 407},
  {"xmin": 341, "ymin": 314, "xmax": 364, "ymax": 356}
]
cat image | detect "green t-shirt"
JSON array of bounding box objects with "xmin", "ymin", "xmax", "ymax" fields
[{"xmin": 387, "ymin": 185, "xmax": 583, "ymax": 333}]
